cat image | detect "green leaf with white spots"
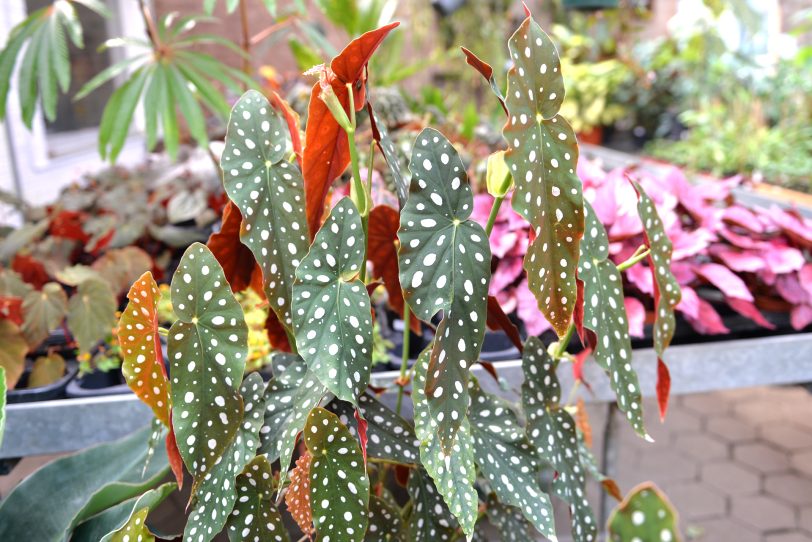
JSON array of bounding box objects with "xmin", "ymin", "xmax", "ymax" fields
[
  {"xmin": 97, "ymin": 483, "xmax": 177, "ymax": 542},
  {"xmin": 169, "ymin": 242, "xmax": 248, "ymax": 482},
  {"xmin": 608, "ymin": 483, "xmax": 680, "ymax": 542},
  {"xmin": 368, "ymin": 104, "xmax": 408, "ymax": 208},
  {"xmin": 397, "ymin": 127, "xmax": 491, "ymax": 452},
  {"xmin": 292, "ymin": 197, "xmax": 373, "ymax": 404},
  {"xmin": 406, "ymin": 468, "xmax": 457, "ymax": 542},
  {"xmin": 520, "ymin": 337, "xmax": 597, "ymax": 542},
  {"xmin": 412, "ymin": 348, "xmax": 477, "ymax": 537},
  {"xmin": 305, "ymin": 407, "xmax": 370, "ymax": 542},
  {"xmin": 0, "ymin": 366, "xmax": 5, "ymax": 448},
  {"xmin": 468, "ymin": 379, "xmax": 555, "ymax": 540},
  {"xmin": 327, "ymin": 393, "xmax": 420, "ymax": 466},
  {"xmin": 185, "ymin": 372, "xmax": 266, "ymax": 542},
  {"xmin": 577, "ymin": 202, "xmax": 646, "ymax": 438},
  {"xmin": 222, "ymin": 90, "xmax": 309, "ymax": 331},
  {"xmin": 226, "ymin": 455, "xmax": 289, "ymax": 542},
  {"xmin": 365, "ymin": 495, "xmax": 404, "ymax": 542},
  {"xmin": 502, "ymin": 12, "xmax": 583, "ymax": 337},
  {"xmin": 485, "ymin": 493, "xmax": 534, "ymax": 542}
]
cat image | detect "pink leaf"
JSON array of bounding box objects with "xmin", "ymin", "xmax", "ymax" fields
[
  {"xmin": 763, "ymin": 242, "xmax": 805, "ymax": 274},
  {"xmin": 624, "ymin": 297, "xmax": 646, "ymax": 338},
  {"xmin": 711, "ymin": 247, "xmax": 765, "ymax": 273},
  {"xmin": 671, "ymin": 229, "xmax": 715, "ymax": 261},
  {"xmin": 684, "ymin": 297, "xmax": 729, "ymax": 335},
  {"xmin": 799, "ymin": 264, "xmax": 812, "ymax": 299},
  {"xmin": 722, "ymin": 206, "xmax": 764, "ymax": 234},
  {"xmin": 695, "ymin": 263, "xmax": 753, "ymax": 301},
  {"xmin": 489, "ymin": 257, "xmax": 524, "ymax": 295},
  {"xmin": 625, "ymin": 263, "xmax": 654, "ymax": 296},
  {"xmin": 791, "ymin": 305, "xmax": 812, "ymax": 330},
  {"xmin": 775, "ymin": 273, "xmax": 810, "ymax": 305},
  {"xmin": 516, "ymin": 279, "xmax": 552, "ymax": 336},
  {"xmin": 676, "ymin": 286, "xmax": 701, "ymax": 320},
  {"xmin": 726, "ymin": 298, "xmax": 775, "ymax": 329}
]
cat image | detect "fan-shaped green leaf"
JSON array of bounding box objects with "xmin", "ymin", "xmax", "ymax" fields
[
  {"xmin": 485, "ymin": 493, "xmax": 534, "ymax": 542},
  {"xmin": 67, "ymin": 278, "xmax": 116, "ymax": 354},
  {"xmin": 185, "ymin": 372, "xmax": 266, "ymax": 542},
  {"xmin": 222, "ymin": 90, "xmax": 309, "ymax": 331},
  {"xmin": 168, "ymin": 242, "xmax": 248, "ymax": 481},
  {"xmin": 365, "ymin": 495, "xmax": 403, "ymax": 542},
  {"xmin": 578, "ymin": 202, "xmax": 646, "ymax": 438},
  {"xmin": 406, "ymin": 468, "xmax": 457, "ymax": 542},
  {"xmin": 607, "ymin": 483, "xmax": 680, "ymax": 542},
  {"xmin": 226, "ymin": 455, "xmax": 288, "ymax": 542},
  {"xmin": 397, "ymin": 127, "xmax": 491, "ymax": 451},
  {"xmin": 21, "ymin": 282, "xmax": 68, "ymax": 349},
  {"xmin": 305, "ymin": 407, "xmax": 370, "ymax": 542},
  {"xmin": 0, "ymin": 321, "xmax": 27, "ymax": 389},
  {"xmin": 521, "ymin": 337, "xmax": 596, "ymax": 542},
  {"xmin": 292, "ymin": 197, "xmax": 373, "ymax": 404},
  {"xmin": 502, "ymin": 12, "xmax": 583, "ymax": 337}
]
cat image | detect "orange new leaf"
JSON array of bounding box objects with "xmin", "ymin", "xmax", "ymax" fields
[
  {"xmin": 285, "ymin": 451, "xmax": 314, "ymax": 537},
  {"xmin": 207, "ymin": 201, "xmax": 264, "ymax": 295}
]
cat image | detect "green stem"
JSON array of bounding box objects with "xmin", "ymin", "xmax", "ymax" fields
[
  {"xmin": 554, "ymin": 322, "xmax": 575, "ymax": 359},
  {"xmin": 395, "ymin": 303, "xmax": 411, "ymax": 416},
  {"xmin": 343, "ymin": 84, "xmax": 369, "ymax": 282},
  {"xmin": 617, "ymin": 247, "xmax": 651, "ymax": 271},
  {"xmin": 157, "ymin": 327, "xmax": 169, "ymax": 337},
  {"xmin": 484, "ymin": 194, "xmax": 505, "ymax": 237}
]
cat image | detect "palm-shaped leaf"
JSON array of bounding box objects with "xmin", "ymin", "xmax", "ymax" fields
[{"xmin": 226, "ymin": 455, "xmax": 289, "ymax": 542}]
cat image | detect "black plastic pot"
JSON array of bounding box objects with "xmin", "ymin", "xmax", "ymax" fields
[
  {"xmin": 66, "ymin": 368, "xmax": 131, "ymax": 398},
  {"xmin": 387, "ymin": 327, "xmax": 521, "ymax": 369},
  {"xmin": 6, "ymin": 359, "xmax": 79, "ymax": 404}
]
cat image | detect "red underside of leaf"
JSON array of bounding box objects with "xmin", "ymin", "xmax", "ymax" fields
[
  {"xmin": 285, "ymin": 451, "xmax": 314, "ymax": 536},
  {"xmin": 0, "ymin": 296, "xmax": 24, "ymax": 326},
  {"xmin": 207, "ymin": 201, "xmax": 264, "ymax": 294},
  {"xmin": 656, "ymin": 358, "xmax": 671, "ymax": 422},
  {"xmin": 264, "ymin": 309, "xmax": 291, "ymax": 352},
  {"xmin": 49, "ymin": 210, "xmax": 90, "ymax": 242},
  {"xmin": 602, "ymin": 479, "xmax": 623, "ymax": 502},
  {"xmin": 11, "ymin": 254, "xmax": 49, "ymax": 290},
  {"xmin": 354, "ymin": 408, "xmax": 369, "ymax": 465},
  {"xmin": 486, "ymin": 295, "xmax": 522, "ymax": 352},
  {"xmin": 460, "ymin": 47, "xmax": 508, "ymax": 115},
  {"xmin": 166, "ymin": 424, "xmax": 185, "ymax": 490},
  {"xmin": 572, "ymin": 347, "xmax": 593, "ymax": 393},
  {"xmin": 268, "ymin": 89, "xmax": 303, "ymax": 167},
  {"xmin": 87, "ymin": 228, "xmax": 115, "ymax": 255}
]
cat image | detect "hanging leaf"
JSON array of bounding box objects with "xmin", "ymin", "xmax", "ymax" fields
[
  {"xmin": 577, "ymin": 202, "xmax": 646, "ymax": 438},
  {"xmin": 630, "ymin": 180, "xmax": 681, "ymax": 420},
  {"xmin": 485, "ymin": 493, "xmax": 535, "ymax": 542},
  {"xmin": 292, "ymin": 197, "xmax": 372, "ymax": 404},
  {"xmin": 305, "ymin": 407, "xmax": 370, "ymax": 542},
  {"xmin": 406, "ymin": 468, "xmax": 457, "ymax": 542},
  {"xmin": 412, "ymin": 348, "xmax": 477, "ymax": 537},
  {"xmin": 166, "ymin": 424, "xmax": 185, "ymax": 490},
  {"xmin": 268, "ymin": 89, "xmax": 303, "ymax": 166},
  {"xmin": 607, "ymin": 483, "xmax": 681, "ymax": 542},
  {"xmin": 168, "ymin": 243, "xmax": 248, "ymax": 481},
  {"xmin": 520, "ymin": 337, "xmax": 596, "ymax": 542},
  {"xmin": 0, "ymin": 320, "xmax": 29, "ymax": 389},
  {"xmin": 460, "ymin": 47, "xmax": 507, "ymax": 115},
  {"xmin": 222, "ymin": 90, "xmax": 309, "ymax": 331},
  {"xmin": 227, "ymin": 455, "xmax": 289, "ymax": 542},
  {"xmin": 0, "ymin": 366, "xmax": 6, "ymax": 448},
  {"xmin": 285, "ymin": 451, "xmax": 314, "ymax": 537},
  {"xmin": 67, "ymin": 278, "xmax": 117, "ymax": 354},
  {"xmin": 119, "ymin": 271, "xmax": 171, "ymax": 426},
  {"xmin": 468, "ymin": 379, "xmax": 555, "ymax": 540},
  {"xmin": 302, "ymin": 22, "xmax": 399, "ymax": 236},
  {"xmin": 502, "ymin": 10, "xmax": 583, "ymax": 337},
  {"xmin": 21, "ymin": 282, "xmax": 68, "ymax": 349},
  {"xmin": 28, "ymin": 352, "xmax": 65, "ymax": 388},
  {"xmin": 208, "ymin": 201, "xmax": 264, "ymax": 295},
  {"xmin": 365, "ymin": 495, "xmax": 404, "ymax": 542},
  {"xmin": 367, "ymin": 103, "xmax": 409, "ymax": 208},
  {"xmin": 96, "ymin": 483, "xmax": 177, "ymax": 542},
  {"xmin": 327, "ymin": 393, "xmax": 419, "ymax": 465},
  {"xmin": 397, "ymin": 127, "xmax": 491, "ymax": 451},
  {"xmin": 486, "ymin": 295, "xmax": 523, "ymax": 352},
  {"xmin": 185, "ymin": 373, "xmax": 266, "ymax": 542}
]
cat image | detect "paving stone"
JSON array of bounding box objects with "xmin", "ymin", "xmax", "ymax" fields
[
  {"xmin": 801, "ymin": 507, "xmax": 812, "ymax": 535},
  {"xmin": 660, "ymin": 408, "xmax": 703, "ymax": 435},
  {"xmin": 690, "ymin": 518, "xmax": 761, "ymax": 542},
  {"xmin": 793, "ymin": 451, "xmax": 812, "ymax": 478},
  {"xmin": 765, "ymin": 473, "xmax": 812, "ymax": 506},
  {"xmin": 673, "ymin": 432, "xmax": 728, "ymax": 461},
  {"xmin": 637, "ymin": 450, "xmax": 698, "ymax": 484},
  {"xmin": 701, "ymin": 461, "xmax": 760, "ymax": 496},
  {"xmin": 706, "ymin": 415, "xmax": 758, "ymax": 442},
  {"xmin": 680, "ymin": 392, "xmax": 732, "ymax": 416},
  {"xmin": 731, "ymin": 495, "xmax": 797, "ymax": 532},
  {"xmin": 660, "ymin": 483, "xmax": 726, "ymax": 521},
  {"xmin": 734, "ymin": 401, "xmax": 792, "ymax": 426},
  {"xmin": 765, "ymin": 533, "xmax": 812, "ymax": 542},
  {"xmin": 735, "ymin": 442, "xmax": 791, "ymax": 474},
  {"xmin": 761, "ymin": 424, "xmax": 812, "ymax": 452}
]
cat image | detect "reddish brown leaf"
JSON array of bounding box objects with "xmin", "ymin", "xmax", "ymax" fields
[
  {"xmin": 285, "ymin": 451, "xmax": 314, "ymax": 537},
  {"xmin": 268, "ymin": 89, "xmax": 303, "ymax": 166},
  {"xmin": 602, "ymin": 479, "xmax": 623, "ymax": 502},
  {"xmin": 478, "ymin": 360, "xmax": 500, "ymax": 384},
  {"xmin": 302, "ymin": 23, "xmax": 399, "ymax": 237},
  {"xmin": 207, "ymin": 201, "xmax": 263, "ymax": 294},
  {"xmin": 264, "ymin": 309, "xmax": 291, "ymax": 352},
  {"xmin": 656, "ymin": 358, "xmax": 671, "ymax": 422},
  {"xmin": 0, "ymin": 296, "xmax": 23, "ymax": 326},
  {"xmin": 49, "ymin": 210, "xmax": 89, "ymax": 242},
  {"xmin": 11, "ymin": 254, "xmax": 50, "ymax": 289},
  {"xmin": 572, "ymin": 347, "xmax": 593, "ymax": 394},
  {"xmin": 86, "ymin": 228, "xmax": 115, "ymax": 255},
  {"xmin": 354, "ymin": 408, "xmax": 368, "ymax": 465},
  {"xmin": 394, "ymin": 464, "xmax": 410, "ymax": 487},
  {"xmin": 575, "ymin": 398, "xmax": 592, "ymax": 448},
  {"xmin": 486, "ymin": 295, "xmax": 522, "ymax": 352},
  {"xmin": 166, "ymin": 425, "xmax": 185, "ymax": 490},
  {"xmin": 460, "ymin": 46, "xmax": 507, "ymax": 115}
]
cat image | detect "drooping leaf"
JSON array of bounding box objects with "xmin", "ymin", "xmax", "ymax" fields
[
  {"xmin": 185, "ymin": 372, "xmax": 266, "ymax": 542},
  {"xmin": 285, "ymin": 451, "xmax": 314, "ymax": 537},
  {"xmin": 0, "ymin": 366, "xmax": 6, "ymax": 447},
  {"xmin": 468, "ymin": 379, "xmax": 555, "ymax": 540},
  {"xmin": 119, "ymin": 272, "xmax": 171, "ymax": 426},
  {"xmin": 21, "ymin": 282, "xmax": 68, "ymax": 349},
  {"xmin": 90, "ymin": 482, "xmax": 177, "ymax": 542},
  {"xmin": 406, "ymin": 468, "xmax": 457, "ymax": 542},
  {"xmin": 227, "ymin": 455, "xmax": 289, "ymax": 542},
  {"xmin": 67, "ymin": 278, "xmax": 117, "ymax": 354},
  {"xmin": 520, "ymin": 337, "xmax": 596, "ymax": 542},
  {"xmin": 412, "ymin": 348, "xmax": 477, "ymax": 537},
  {"xmin": 365, "ymin": 495, "xmax": 404, "ymax": 542},
  {"xmin": 166, "ymin": 424, "xmax": 185, "ymax": 490},
  {"xmin": 460, "ymin": 47, "xmax": 507, "ymax": 115},
  {"xmin": 486, "ymin": 295, "xmax": 523, "ymax": 352},
  {"xmin": 305, "ymin": 407, "xmax": 370, "ymax": 542},
  {"xmin": 485, "ymin": 493, "xmax": 535, "ymax": 542},
  {"xmin": 397, "ymin": 127, "xmax": 491, "ymax": 451},
  {"xmin": 168, "ymin": 243, "xmax": 248, "ymax": 481},
  {"xmin": 367, "ymin": 103, "xmax": 408, "ymax": 208},
  {"xmin": 302, "ymin": 23, "xmax": 399, "ymax": 236},
  {"xmin": 0, "ymin": 320, "xmax": 29, "ymax": 389},
  {"xmin": 27, "ymin": 352, "xmax": 65, "ymax": 388},
  {"xmin": 607, "ymin": 483, "xmax": 681, "ymax": 542},
  {"xmin": 222, "ymin": 90, "xmax": 309, "ymax": 330},
  {"xmin": 268, "ymin": 89, "xmax": 303, "ymax": 166},
  {"xmin": 292, "ymin": 197, "xmax": 372, "ymax": 404},
  {"xmin": 577, "ymin": 202, "xmax": 646, "ymax": 438},
  {"xmin": 208, "ymin": 202, "xmax": 263, "ymax": 295},
  {"xmin": 502, "ymin": 10, "xmax": 583, "ymax": 337}
]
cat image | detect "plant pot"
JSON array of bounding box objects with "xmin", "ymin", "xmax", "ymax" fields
[
  {"xmin": 577, "ymin": 126, "xmax": 604, "ymax": 145},
  {"xmin": 66, "ymin": 368, "xmax": 131, "ymax": 398},
  {"xmin": 6, "ymin": 359, "xmax": 79, "ymax": 404},
  {"xmin": 387, "ymin": 328, "xmax": 521, "ymax": 368},
  {"xmin": 562, "ymin": 0, "xmax": 618, "ymax": 9}
]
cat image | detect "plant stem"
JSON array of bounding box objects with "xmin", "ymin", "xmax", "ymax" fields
[
  {"xmin": 249, "ymin": 17, "xmax": 296, "ymax": 46},
  {"xmin": 395, "ymin": 303, "xmax": 411, "ymax": 416},
  {"xmin": 343, "ymin": 83, "xmax": 369, "ymax": 282},
  {"xmin": 238, "ymin": 0, "xmax": 252, "ymax": 82},
  {"xmin": 565, "ymin": 379, "xmax": 581, "ymax": 408},
  {"xmin": 157, "ymin": 327, "xmax": 169, "ymax": 337},
  {"xmin": 484, "ymin": 194, "xmax": 505, "ymax": 237},
  {"xmin": 616, "ymin": 247, "xmax": 650, "ymax": 271},
  {"xmin": 554, "ymin": 322, "xmax": 575, "ymax": 358},
  {"xmin": 137, "ymin": 0, "xmax": 160, "ymax": 49}
]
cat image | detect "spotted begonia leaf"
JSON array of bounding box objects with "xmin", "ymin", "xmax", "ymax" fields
[
  {"xmin": 258, "ymin": 357, "xmax": 325, "ymax": 490},
  {"xmin": 397, "ymin": 128, "xmax": 491, "ymax": 451},
  {"xmin": 367, "ymin": 103, "xmax": 408, "ymax": 208},
  {"xmin": 169, "ymin": 243, "xmax": 248, "ymax": 481},
  {"xmin": 520, "ymin": 337, "xmax": 596, "ymax": 542},
  {"xmin": 292, "ymin": 197, "xmax": 372, "ymax": 404},
  {"xmin": 285, "ymin": 452, "xmax": 314, "ymax": 537},
  {"xmin": 222, "ymin": 90, "xmax": 309, "ymax": 331},
  {"xmin": 185, "ymin": 373, "xmax": 266, "ymax": 542},
  {"xmin": 227, "ymin": 455, "xmax": 289, "ymax": 542},
  {"xmin": 305, "ymin": 407, "xmax": 370, "ymax": 542},
  {"xmin": 365, "ymin": 494, "xmax": 404, "ymax": 542},
  {"xmin": 99, "ymin": 483, "xmax": 177, "ymax": 542},
  {"xmin": 631, "ymin": 180, "xmax": 681, "ymax": 419},
  {"xmin": 577, "ymin": 202, "xmax": 646, "ymax": 438},
  {"xmin": 328, "ymin": 393, "xmax": 419, "ymax": 465},
  {"xmin": 406, "ymin": 468, "xmax": 457, "ymax": 542},
  {"xmin": 502, "ymin": 11, "xmax": 583, "ymax": 337},
  {"xmin": 412, "ymin": 348, "xmax": 477, "ymax": 538},
  {"xmin": 0, "ymin": 366, "xmax": 6, "ymax": 447},
  {"xmin": 21, "ymin": 282, "xmax": 67, "ymax": 349},
  {"xmin": 485, "ymin": 493, "xmax": 534, "ymax": 542},
  {"xmin": 608, "ymin": 483, "xmax": 680, "ymax": 542},
  {"xmin": 468, "ymin": 379, "xmax": 555, "ymax": 540},
  {"xmin": 119, "ymin": 271, "xmax": 170, "ymax": 427}
]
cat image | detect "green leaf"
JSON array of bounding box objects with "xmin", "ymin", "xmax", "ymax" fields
[
  {"xmin": 18, "ymin": 20, "xmax": 46, "ymax": 127},
  {"xmin": 166, "ymin": 64, "xmax": 208, "ymax": 148},
  {"xmin": 67, "ymin": 278, "xmax": 117, "ymax": 354},
  {"xmin": 502, "ymin": 12, "xmax": 583, "ymax": 337},
  {"xmin": 0, "ymin": 320, "xmax": 27, "ymax": 389},
  {"xmin": 305, "ymin": 407, "xmax": 370, "ymax": 542},
  {"xmin": 412, "ymin": 347, "xmax": 477, "ymax": 537},
  {"xmin": 365, "ymin": 495, "xmax": 403, "ymax": 542},
  {"xmin": 0, "ymin": 269, "xmax": 35, "ymax": 298},
  {"xmin": 222, "ymin": 90, "xmax": 309, "ymax": 331},
  {"xmin": 368, "ymin": 104, "xmax": 408, "ymax": 208},
  {"xmin": 28, "ymin": 352, "xmax": 66, "ymax": 388},
  {"xmin": 406, "ymin": 468, "xmax": 457, "ymax": 542},
  {"xmin": 468, "ymin": 379, "xmax": 556, "ymax": 540},
  {"xmin": 292, "ymin": 197, "xmax": 373, "ymax": 404},
  {"xmin": 607, "ymin": 483, "xmax": 680, "ymax": 542},
  {"xmin": 0, "ymin": 19, "xmax": 39, "ymax": 120},
  {"xmin": 577, "ymin": 201, "xmax": 646, "ymax": 438},
  {"xmin": 520, "ymin": 337, "xmax": 597, "ymax": 542},
  {"xmin": 328, "ymin": 392, "xmax": 419, "ymax": 466},
  {"xmin": 185, "ymin": 372, "xmax": 266, "ymax": 542},
  {"xmin": 0, "ymin": 366, "xmax": 6, "ymax": 448},
  {"xmin": 99, "ymin": 65, "xmax": 151, "ymax": 162},
  {"xmin": 485, "ymin": 493, "xmax": 535, "ymax": 542},
  {"xmin": 397, "ymin": 127, "xmax": 491, "ymax": 451},
  {"xmin": 168, "ymin": 242, "xmax": 248, "ymax": 481},
  {"xmin": 21, "ymin": 282, "xmax": 68, "ymax": 349},
  {"xmin": 0, "ymin": 425, "xmax": 168, "ymax": 542},
  {"xmin": 288, "ymin": 38, "xmax": 324, "ymax": 72},
  {"xmin": 226, "ymin": 455, "xmax": 289, "ymax": 542}
]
